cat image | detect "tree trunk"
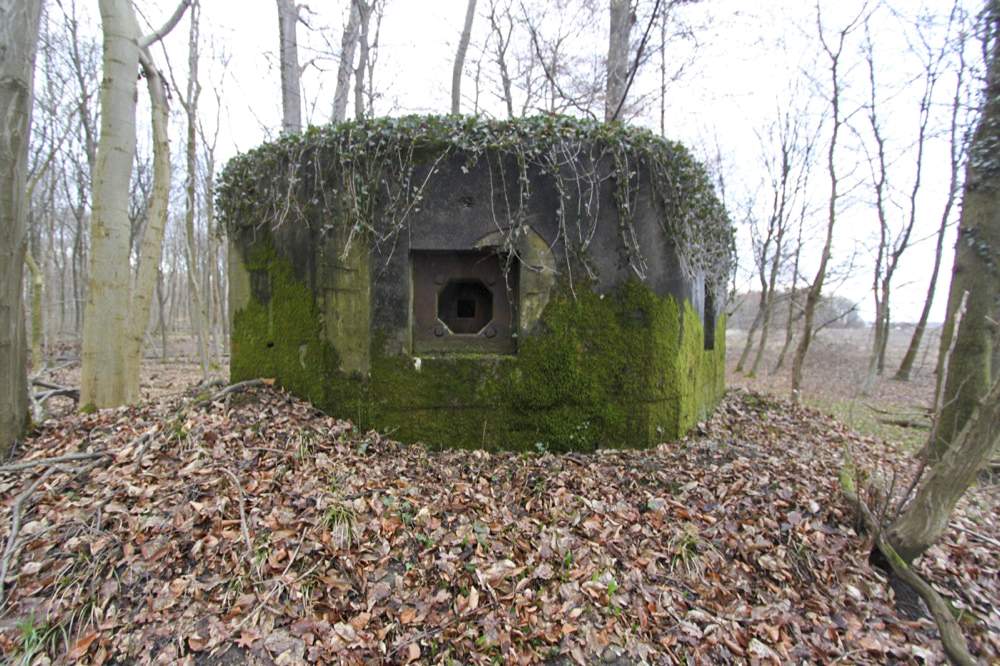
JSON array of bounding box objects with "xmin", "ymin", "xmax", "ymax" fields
[
  {"xmin": 452, "ymin": 0, "xmax": 477, "ymax": 115},
  {"xmin": 182, "ymin": 3, "xmax": 209, "ymax": 379},
  {"xmin": 749, "ymin": 286, "xmax": 777, "ymax": 377},
  {"xmin": 276, "ymin": 0, "xmax": 301, "ymax": 133},
  {"xmin": 735, "ymin": 293, "xmax": 765, "ymax": 373},
  {"xmin": 332, "ymin": 0, "xmax": 360, "ymax": 123},
  {"xmin": 487, "ymin": 3, "xmax": 514, "ymax": 118},
  {"xmin": 124, "ymin": 50, "xmax": 172, "ymax": 393},
  {"xmin": 204, "ymin": 153, "xmax": 226, "ymax": 364},
  {"xmin": 354, "ymin": 0, "xmax": 372, "ymax": 120},
  {"xmin": 0, "ymin": 0, "xmax": 43, "ymax": 454},
  {"xmin": 773, "ymin": 222, "xmax": 805, "ymax": 374},
  {"xmin": 156, "ymin": 269, "xmax": 169, "ymax": 361},
  {"xmin": 605, "ymin": 0, "xmax": 631, "ymax": 122},
  {"xmin": 927, "ymin": 0, "xmax": 1000, "ymax": 461},
  {"xmin": 81, "ymin": 0, "xmax": 142, "ymax": 408},
  {"xmin": 81, "ymin": 0, "xmax": 187, "ymax": 408},
  {"xmin": 889, "ymin": 375, "xmax": 1000, "ymax": 564},
  {"xmin": 790, "ymin": 6, "xmax": 859, "ymax": 399},
  {"xmin": 25, "ymin": 252, "xmax": 43, "ymax": 373}
]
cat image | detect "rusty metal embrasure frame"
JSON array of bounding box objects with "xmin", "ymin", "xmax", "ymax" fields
[{"xmin": 411, "ymin": 250, "xmax": 517, "ymax": 354}]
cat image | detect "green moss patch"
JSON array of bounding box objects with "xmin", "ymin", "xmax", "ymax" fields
[{"xmin": 231, "ymin": 253, "xmax": 725, "ymax": 451}]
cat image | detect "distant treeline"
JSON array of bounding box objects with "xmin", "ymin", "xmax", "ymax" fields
[{"xmin": 727, "ymin": 290, "xmax": 865, "ymax": 331}]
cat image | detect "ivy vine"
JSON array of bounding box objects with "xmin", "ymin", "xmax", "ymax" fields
[{"xmin": 216, "ymin": 114, "xmax": 735, "ymax": 292}]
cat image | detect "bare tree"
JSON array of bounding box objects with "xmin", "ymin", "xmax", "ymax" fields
[
  {"xmin": 858, "ymin": 7, "xmax": 952, "ymax": 395},
  {"xmin": 790, "ymin": 2, "xmax": 870, "ymax": 401},
  {"xmin": 79, "ymin": 0, "xmax": 189, "ymax": 408},
  {"xmin": 0, "ymin": 0, "xmax": 43, "ymax": 454},
  {"xmin": 895, "ymin": 6, "xmax": 971, "ymax": 381},
  {"xmin": 606, "ymin": 0, "xmax": 633, "ymax": 121},
  {"xmin": 453, "ymin": 0, "xmax": 479, "ymax": 114},
  {"xmin": 484, "ymin": 0, "xmax": 517, "ymax": 117},
  {"xmin": 178, "ymin": 1, "xmax": 210, "ymax": 378},
  {"xmin": 276, "ymin": 0, "xmax": 301, "ymax": 132},
  {"xmin": 735, "ymin": 94, "xmax": 818, "ymax": 377},
  {"xmin": 332, "ymin": 1, "xmax": 360, "ymax": 123}
]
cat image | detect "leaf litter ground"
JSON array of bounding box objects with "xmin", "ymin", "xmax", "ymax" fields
[{"xmin": 1, "ymin": 384, "xmax": 997, "ymax": 664}]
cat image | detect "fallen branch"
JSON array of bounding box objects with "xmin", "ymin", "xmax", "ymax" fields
[
  {"xmin": 877, "ymin": 417, "xmax": 930, "ymax": 430},
  {"xmin": 0, "ymin": 466, "xmax": 61, "ymax": 605},
  {"xmin": 0, "ymin": 451, "xmax": 111, "ymax": 474},
  {"xmin": 195, "ymin": 379, "xmax": 266, "ymax": 408},
  {"xmin": 965, "ymin": 527, "xmax": 1000, "ymax": 550},
  {"xmin": 217, "ymin": 466, "xmax": 254, "ymax": 566},
  {"xmin": 32, "ymin": 379, "xmax": 80, "ymax": 401},
  {"xmin": 840, "ymin": 471, "xmax": 975, "ymax": 665},
  {"xmin": 864, "ymin": 402, "xmax": 933, "ymax": 417},
  {"xmin": 130, "ymin": 431, "xmax": 157, "ymax": 474}
]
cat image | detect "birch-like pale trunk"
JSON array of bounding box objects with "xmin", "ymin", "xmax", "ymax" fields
[
  {"xmin": 25, "ymin": 252, "xmax": 43, "ymax": 373},
  {"xmin": 276, "ymin": 0, "xmax": 301, "ymax": 132},
  {"xmin": 0, "ymin": 0, "xmax": 43, "ymax": 454},
  {"xmin": 81, "ymin": 0, "xmax": 188, "ymax": 408},
  {"xmin": 332, "ymin": 1, "xmax": 360, "ymax": 123},
  {"xmin": 451, "ymin": 0, "xmax": 477, "ymax": 114},
  {"xmin": 81, "ymin": 0, "xmax": 142, "ymax": 408},
  {"xmin": 181, "ymin": 3, "xmax": 209, "ymax": 378},
  {"xmin": 123, "ymin": 50, "xmax": 172, "ymax": 394},
  {"xmin": 354, "ymin": 0, "xmax": 372, "ymax": 120}
]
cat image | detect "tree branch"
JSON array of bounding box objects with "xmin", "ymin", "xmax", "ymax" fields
[
  {"xmin": 840, "ymin": 465, "xmax": 976, "ymax": 665},
  {"xmin": 139, "ymin": 0, "xmax": 192, "ymax": 49}
]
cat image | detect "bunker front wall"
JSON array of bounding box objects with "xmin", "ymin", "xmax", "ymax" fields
[{"xmin": 228, "ymin": 150, "xmax": 726, "ymax": 452}]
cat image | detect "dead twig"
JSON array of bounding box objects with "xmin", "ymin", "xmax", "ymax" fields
[
  {"xmin": 217, "ymin": 466, "xmax": 254, "ymax": 566},
  {"xmin": 0, "ymin": 451, "xmax": 111, "ymax": 474},
  {"xmin": 863, "ymin": 402, "xmax": 933, "ymax": 417},
  {"xmin": 0, "ymin": 466, "xmax": 62, "ymax": 605},
  {"xmin": 389, "ymin": 599, "xmax": 500, "ymax": 657},
  {"xmin": 131, "ymin": 431, "xmax": 157, "ymax": 474},
  {"xmin": 965, "ymin": 527, "xmax": 1000, "ymax": 550},
  {"xmin": 236, "ymin": 544, "xmax": 309, "ymax": 630}
]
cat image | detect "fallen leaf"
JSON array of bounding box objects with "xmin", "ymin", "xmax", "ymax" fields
[{"xmin": 67, "ymin": 631, "xmax": 99, "ymax": 660}]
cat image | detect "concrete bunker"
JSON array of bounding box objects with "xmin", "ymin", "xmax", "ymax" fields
[{"xmin": 218, "ymin": 115, "xmax": 734, "ymax": 452}]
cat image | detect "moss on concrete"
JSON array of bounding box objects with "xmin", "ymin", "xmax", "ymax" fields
[
  {"xmin": 230, "ymin": 245, "xmax": 340, "ymax": 406},
  {"xmin": 231, "ymin": 251, "xmax": 726, "ymax": 452}
]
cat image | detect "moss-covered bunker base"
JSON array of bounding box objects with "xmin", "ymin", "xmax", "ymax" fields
[{"xmin": 231, "ymin": 248, "xmax": 724, "ymax": 453}]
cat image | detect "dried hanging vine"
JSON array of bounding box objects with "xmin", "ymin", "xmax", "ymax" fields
[{"xmin": 217, "ymin": 114, "xmax": 735, "ymax": 293}]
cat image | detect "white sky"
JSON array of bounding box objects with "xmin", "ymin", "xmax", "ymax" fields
[{"xmin": 135, "ymin": 0, "xmax": 974, "ymax": 324}]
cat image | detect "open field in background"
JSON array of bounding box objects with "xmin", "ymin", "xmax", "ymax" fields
[{"xmin": 726, "ymin": 326, "xmax": 942, "ymax": 452}]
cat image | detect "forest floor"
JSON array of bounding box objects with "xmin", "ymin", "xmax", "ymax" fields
[{"xmin": 0, "ymin": 329, "xmax": 997, "ymax": 665}]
